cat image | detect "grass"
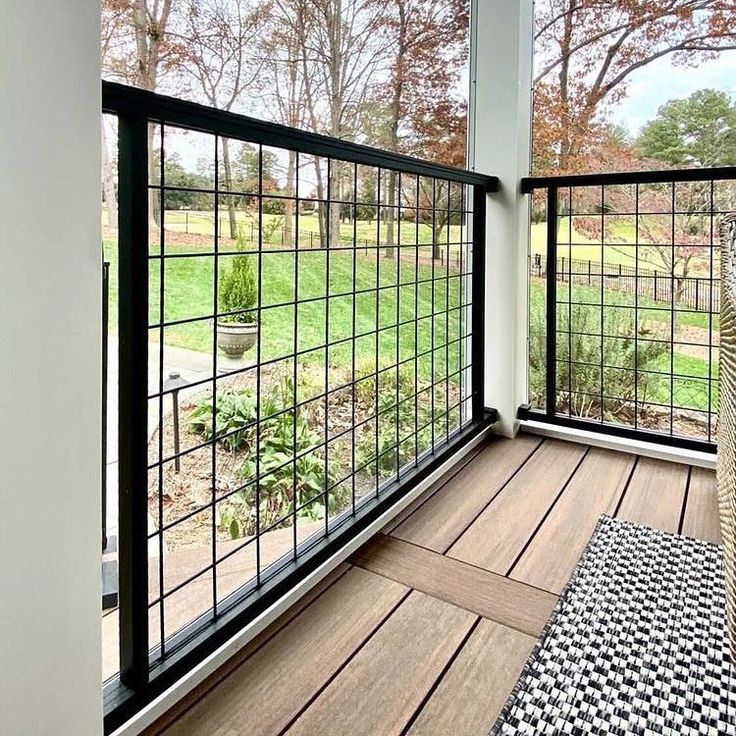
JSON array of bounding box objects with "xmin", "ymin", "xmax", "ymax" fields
[
  {"xmin": 553, "ymin": 280, "xmax": 719, "ymax": 331},
  {"xmin": 104, "ymin": 240, "xmax": 465, "ymax": 379},
  {"xmin": 528, "ymin": 280, "xmax": 718, "ymax": 412},
  {"xmin": 646, "ymin": 352, "xmax": 720, "ymax": 411},
  {"xmin": 103, "ymin": 210, "xmax": 720, "ymax": 414},
  {"xmin": 529, "ymin": 220, "xmax": 718, "ymax": 276}
]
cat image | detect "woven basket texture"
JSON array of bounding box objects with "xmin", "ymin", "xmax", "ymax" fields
[{"xmin": 719, "ymin": 213, "xmax": 736, "ymax": 660}]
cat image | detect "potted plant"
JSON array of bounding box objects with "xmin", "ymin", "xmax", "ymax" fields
[{"xmin": 217, "ymin": 234, "xmax": 258, "ymax": 361}]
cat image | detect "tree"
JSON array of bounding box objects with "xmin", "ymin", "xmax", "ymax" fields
[
  {"xmin": 638, "ymin": 88, "xmax": 736, "ymax": 167},
  {"xmin": 287, "ymin": 0, "xmax": 388, "ymax": 247},
  {"xmin": 534, "ymin": 0, "xmax": 736, "ymax": 173},
  {"xmin": 366, "ymin": 0, "xmax": 467, "ymax": 257},
  {"xmin": 176, "ymin": 0, "xmax": 266, "ymax": 239},
  {"xmin": 102, "ymin": 0, "xmax": 181, "ymax": 225},
  {"xmin": 263, "ymin": 1, "xmax": 314, "ymax": 248}
]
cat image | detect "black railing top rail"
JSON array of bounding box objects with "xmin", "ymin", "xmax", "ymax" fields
[
  {"xmin": 521, "ymin": 165, "xmax": 736, "ymax": 193},
  {"xmin": 103, "ymin": 81, "xmax": 499, "ymax": 191}
]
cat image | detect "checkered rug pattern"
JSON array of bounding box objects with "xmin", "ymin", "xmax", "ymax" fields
[{"xmin": 491, "ymin": 516, "xmax": 736, "ymax": 735}]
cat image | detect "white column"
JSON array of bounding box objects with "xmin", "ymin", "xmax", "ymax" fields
[
  {"xmin": 0, "ymin": 2, "xmax": 102, "ymax": 735},
  {"xmin": 469, "ymin": 0, "xmax": 533, "ymax": 437}
]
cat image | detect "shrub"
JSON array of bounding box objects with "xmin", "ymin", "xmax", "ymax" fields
[
  {"xmin": 190, "ymin": 376, "xmax": 345, "ymax": 539},
  {"xmin": 356, "ymin": 365, "xmax": 434, "ymax": 478},
  {"xmin": 528, "ymin": 294, "xmax": 668, "ymax": 419},
  {"xmin": 219, "ymin": 230, "xmax": 257, "ymax": 324}
]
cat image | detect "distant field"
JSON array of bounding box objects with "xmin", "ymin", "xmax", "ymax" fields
[
  {"xmin": 161, "ymin": 209, "xmax": 464, "ymax": 247},
  {"xmin": 529, "ymin": 220, "xmax": 717, "ymax": 274}
]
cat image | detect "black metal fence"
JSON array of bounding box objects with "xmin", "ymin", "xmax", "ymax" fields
[
  {"xmin": 102, "ymin": 81, "xmax": 496, "ymax": 729},
  {"xmin": 530, "ymin": 253, "xmax": 721, "ymax": 313},
  {"xmin": 521, "ymin": 168, "xmax": 736, "ymax": 452}
]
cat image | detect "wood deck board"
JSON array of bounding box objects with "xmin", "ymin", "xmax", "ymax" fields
[
  {"xmin": 615, "ymin": 457, "xmax": 689, "ymax": 533},
  {"xmin": 406, "ymin": 619, "xmax": 536, "ymax": 736},
  {"xmin": 447, "ymin": 439, "xmax": 587, "ymax": 574},
  {"xmin": 682, "ymin": 466, "xmax": 721, "ymax": 544},
  {"xmin": 159, "ymin": 567, "xmax": 407, "ymax": 736},
  {"xmin": 138, "ymin": 437, "xmax": 721, "ymax": 736},
  {"xmin": 389, "ymin": 435, "xmax": 543, "ymax": 552},
  {"xmin": 509, "ymin": 448, "xmax": 635, "ymax": 593},
  {"xmin": 285, "ymin": 591, "xmax": 477, "ymax": 736},
  {"xmin": 382, "ymin": 443, "xmax": 486, "ymax": 534},
  {"xmin": 142, "ymin": 564, "xmax": 352, "ymax": 735},
  {"xmin": 353, "ymin": 534, "xmax": 556, "ymax": 637}
]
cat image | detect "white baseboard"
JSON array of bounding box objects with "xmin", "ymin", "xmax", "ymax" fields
[
  {"xmin": 110, "ymin": 424, "xmax": 493, "ymax": 736},
  {"xmin": 519, "ymin": 420, "xmax": 716, "ymax": 470}
]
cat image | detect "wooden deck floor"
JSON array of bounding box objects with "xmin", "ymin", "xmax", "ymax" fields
[{"xmin": 140, "ymin": 434, "xmax": 720, "ymax": 736}]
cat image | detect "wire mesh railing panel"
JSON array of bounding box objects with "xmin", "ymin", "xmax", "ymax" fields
[
  {"xmin": 525, "ymin": 172, "xmax": 736, "ymax": 451},
  {"xmin": 103, "ymin": 83, "xmax": 494, "ymax": 704},
  {"xmin": 144, "ymin": 133, "xmax": 479, "ymax": 656}
]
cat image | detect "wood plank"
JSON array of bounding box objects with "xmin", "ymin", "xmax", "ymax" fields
[
  {"xmin": 158, "ymin": 567, "xmax": 407, "ymax": 736},
  {"xmin": 390, "ymin": 435, "xmax": 543, "ymax": 552},
  {"xmin": 285, "ymin": 591, "xmax": 477, "ymax": 736},
  {"xmin": 510, "ymin": 447, "xmax": 635, "ymax": 593},
  {"xmin": 143, "ymin": 564, "xmax": 351, "ymax": 735},
  {"xmin": 682, "ymin": 466, "xmax": 721, "ymax": 544},
  {"xmin": 406, "ymin": 620, "xmax": 535, "ymax": 736},
  {"xmin": 352, "ymin": 534, "xmax": 557, "ymax": 637},
  {"xmin": 448, "ymin": 439, "xmax": 587, "ymax": 574},
  {"xmin": 383, "ymin": 442, "xmax": 487, "ymax": 534},
  {"xmin": 615, "ymin": 457, "xmax": 688, "ymax": 533}
]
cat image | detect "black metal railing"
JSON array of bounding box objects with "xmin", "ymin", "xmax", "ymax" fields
[
  {"xmin": 521, "ymin": 167, "xmax": 736, "ymax": 453},
  {"xmin": 102, "ymin": 81, "xmax": 496, "ymax": 729}
]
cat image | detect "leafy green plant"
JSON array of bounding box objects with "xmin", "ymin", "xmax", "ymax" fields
[
  {"xmin": 528, "ymin": 294, "xmax": 668, "ymax": 419},
  {"xmin": 261, "ymin": 216, "xmax": 285, "ymax": 245},
  {"xmin": 188, "ymin": 389, "xmax": 258, "ymax": 452},
  {"xmin": 191, "ymin": 376, "xmax": 346, "ymax": 540},
  {"xmin": 356, "ymin": 366, "xmax": 434, "ymax": 478},
  {"xmin": 219, "ymin": 230, "xmax": 257, "ymax": 324}
]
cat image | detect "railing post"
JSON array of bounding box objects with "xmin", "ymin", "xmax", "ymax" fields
[
  {"xmin": 117, "ymin": 112, "xmax": 150, "ymax": 689},
  {"xmin": 102, "ymin": 261, "xmax": 110, "ymax": 552},
  {"xmin": 471, "ymin": 183, "xmax": 487, "ymax": 422},
  {"xmin": 546, "ymin": 186, "xmax": 558, "ymax": 419}
]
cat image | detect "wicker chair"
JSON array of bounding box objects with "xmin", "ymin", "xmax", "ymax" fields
[{"xmin": 719, "ymin": 213, "xmax": 736, "ymax": 660}]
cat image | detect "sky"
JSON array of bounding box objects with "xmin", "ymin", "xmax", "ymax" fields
[{"xmin": 608, "ymin": 51, "xmax": 736, "ymax": 137}]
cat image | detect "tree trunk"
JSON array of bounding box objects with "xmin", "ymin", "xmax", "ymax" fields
[
  {"xmin": 313, "ymin": 158, "xmax": 327, "ymax": 247},
  {"xmin": 148, "ymin": 122, "xmax": 161, "ymax": 227},
  {"xmin": 384, "ymin": 0, "xmax": 406, "ymax": 258},
  {"xmin": 385, "ymin": 170, "xmax": 397, "ymax": 257},
  {"xmin": 220, "ymin": 138, "xmax": 238, "ymax": 241},
  {"xmin": 284, "ymin": 150, "xmax": 296, "ymax": 247},
  {"xmin": 328, "ymin": 162, "xmax": 341, "ymax": 247}
]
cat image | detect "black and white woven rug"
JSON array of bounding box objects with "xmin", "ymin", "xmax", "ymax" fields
[{"xmin": 491, "ymin": 515, "xmax": 736, "ymax": 735}]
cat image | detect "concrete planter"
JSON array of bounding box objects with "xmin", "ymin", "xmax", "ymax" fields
[{"xmin": 216, "ymin": 321, "xmax": 258, "ymax": 359}]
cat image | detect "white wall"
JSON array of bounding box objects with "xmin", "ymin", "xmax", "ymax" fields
[
  {"xmin": 469, "ymin": 0, "xmax": 534, "ymax": 436},
  {"xmin": 0, "ymin": 2, "xmax": 102, "ymax": 734}
]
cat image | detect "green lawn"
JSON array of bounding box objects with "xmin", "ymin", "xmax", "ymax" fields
[
  {"xmin": 103, "ymin": 211, "xmax": 719, "ymax": 415},
  {"xmin": 529, "ymin": 220, "xmax": 717, "ymax": 276},
  {"xmin": 553, "ymin": 280, "xmax": 719, "ymax": 331},
  {"xmin": 104, "ymin": 240, "xmax": 464, "ymax": 379},
  {"xmin": 528, "ymin": 280, "xmax": 718, "ymax": 412}
]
